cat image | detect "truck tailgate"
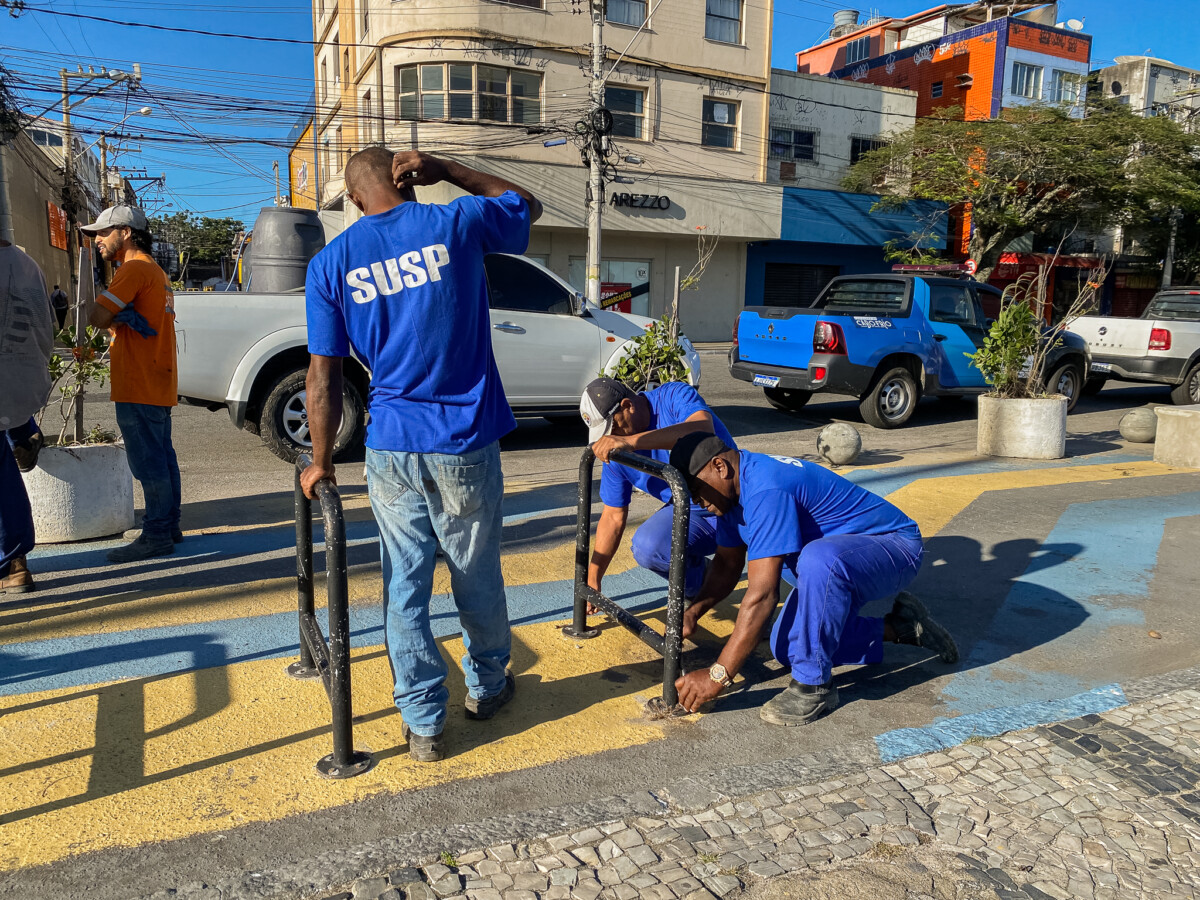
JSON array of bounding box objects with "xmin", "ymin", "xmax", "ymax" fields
[
  {"xmin": 737, "ymin": 307, "xmax": 817, "ymax": 370},
  {"xmin": 1072, "ymin": 316, "xmax": 1154, "ymax": 359}
]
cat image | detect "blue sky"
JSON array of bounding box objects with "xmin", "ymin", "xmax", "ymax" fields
[{"xmin": 3, "ymin": 0, "xmax": 1195, "ymax": 227}]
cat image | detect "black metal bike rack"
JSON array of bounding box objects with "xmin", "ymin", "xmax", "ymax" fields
[
  {"xmin": 288, "ymin": 454, "xmax": 374, "ymax": 779},
  {"xmin": 564, "ymin": 447, "xmax": 690, "ymax": 714}
]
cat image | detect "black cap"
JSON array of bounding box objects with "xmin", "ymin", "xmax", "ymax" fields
[
  {"xmin": 580, "ymin": 377, "xmax": 637, "ymax": 442},
  {"xmin": 669, "ymin": 432, "xmax": 732, "ymax": 481}
]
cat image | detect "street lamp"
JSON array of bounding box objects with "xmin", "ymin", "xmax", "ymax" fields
[{"xmin": 73, "ymin": 106, "xmax": 152, "ymax": 162}]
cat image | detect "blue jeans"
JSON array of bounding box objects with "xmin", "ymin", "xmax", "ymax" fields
[
  {"xmin": 770, "ymin": 529, "xmax": 925, "ymax": 685},
  {"xmin": 630, "ymin": 503, "xmax": 718, "ymax": 596},
  {"xmin": 0, "ymin": 420, "xmax": 36, "ymax": 577},
  {"xmin": 365, "ymin": 442, "xmax": 511, "ymax": 736},
  {"xmin": 115, "ymin": 403, "xmax": 181, "ymax": 540}
]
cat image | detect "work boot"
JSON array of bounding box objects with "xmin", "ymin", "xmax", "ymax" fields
[
  {"xmin": 124, "ymin": 526, "xmax": 185, "ymax": 543},
  {"xmin": 464, "ymin": 671, "xmax": 516, "ymax": 720},
  {"xmin": 0, "ymin": 556, "xmax": 34, "ymax": 594},
  {"xmin": 107, "ymin": 533, "xmax": 175, "ymax": 563},
  {"xmin": 889, "ymin": 591, "xmax": 959, "ymax": 664},
  {"xmin": 760, "ymin": 678, "xmax": 839, "ymax": 726},
  {"xmin": 12, "ymin": 430, "xmax": 44, "ymax": 472},
  {"xmin": 401, "ymin": 723, "xmax": 446, "ymax": 762}
]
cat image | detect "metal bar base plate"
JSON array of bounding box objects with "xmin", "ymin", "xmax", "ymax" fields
[
  {"xmin": 645, "ymin": 696, "xmax": 689, "ymax": 719},
  {"xmin": 285, "ymin": 661, "xmax": 322, "ymax": 680},
  {"xmin": 315, "ymin": 750, "xmax": 375, "ymax": 779},
  {"xmin": 561, "ymin": 624, "xmax": 601, "ymax": 639}
]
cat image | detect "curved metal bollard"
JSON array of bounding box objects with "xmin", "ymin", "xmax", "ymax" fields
[
  {"xmin": 288, "ymin": 454, "xmax": 374, "ymax": 779},
  {"xmin": 565, "ymin": 447, "xmax": 690, "ymax": 714}
]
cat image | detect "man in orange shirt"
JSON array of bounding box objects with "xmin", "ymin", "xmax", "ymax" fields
[{"xmin": 84, "ymin": 206, "xmax": 182, "ymax": 563}]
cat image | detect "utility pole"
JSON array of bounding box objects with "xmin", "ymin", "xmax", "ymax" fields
[
  {"xmin": 98, "ymin": 134, "xmax": 113, "ymax": 283},
  {"xmin": 273, "ymin": 160, "xmax": 281, "ymax": 206},
  {"xmin": 584, "ymin": 0, "xmax": 606, "ymax": 306},
  {"xmin": 1162, "ymin": 207, "xmax": 1180, "ymax": 290}
]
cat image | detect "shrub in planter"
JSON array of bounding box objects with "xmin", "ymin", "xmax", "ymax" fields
[{"xmin": 607, "ymin": 315, "xmax": 691, "ymax": 392}]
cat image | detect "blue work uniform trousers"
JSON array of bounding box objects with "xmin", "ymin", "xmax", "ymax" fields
[
  {"xmin": 365, "ymin": 442, "xmax": 512, "ymax": 737},
  {"xmin": 770, "ymin": 529, "xmax": 924, "ymax": 686},
  {"xmin": 0, "ymin": 419, "xmax": 37, "ymax": 577},
  {"xmin": 115, "ymin": 402, "xmax": 182, "ymax": 540},
  {"xmin": 630, "ymin": 502, "xmax": 718, "ymax": 597}
]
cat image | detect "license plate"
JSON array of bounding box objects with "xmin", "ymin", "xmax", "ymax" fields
[
  {"xmin": 753, "ymin": 374, "xmax": 780, "ymax": 387},
  {"xmin": 1090, "ymin": 362, "xmax": 1112, "ymax": 373}
]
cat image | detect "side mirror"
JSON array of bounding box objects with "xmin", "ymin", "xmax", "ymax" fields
[{"xmin": 573, "ymin": 292, "xmax": 588, "ymax": 316}]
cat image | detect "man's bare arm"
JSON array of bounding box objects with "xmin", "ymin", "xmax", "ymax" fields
[
  {"xmin": 392, "ymin": 152, "xmax": 543, "ymax": 222},
  {"xmin": 300, "ymin": 355, "xmax": 343, "ymax": 499},
  {"xmin": 588, "ymin": 504, "xmax": 629, "ymax": 592},
  {"xmin": 592, "ymin": 410, "xmax": 714, "ymax": 463}
]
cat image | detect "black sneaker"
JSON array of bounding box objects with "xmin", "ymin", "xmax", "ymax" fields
[
  {"xmin": 401, "ymin": 723, "xmax": 445, "ymax": 762},
  {"xmin": 107, "ymin": 534, "xmax": 176, "ymax": 564},
  {"xmin": 890, "ymin": 591, "xmax": 959, "ymax": 664},
  {"xmin": 465, "ymin": 671, "xmax": 516, "ymax": 720},
  {"xmin": 123, "ymin": 526, "xmax": 184, "ymax": 543},
  {"xmin": 760, "ymin": 678, "xmax": 839, "ymax": 726},
  {"xmin": 12, "ymin": 430, "xmax": 44, "ymax": 473}
]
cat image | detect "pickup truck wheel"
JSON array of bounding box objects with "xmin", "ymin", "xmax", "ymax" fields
[
  {"xmin": 1082, "ymin": 377, "xmax": 1107, "ymax": 396},
  {"xmin": 1047, "ymin": 362, "xmax": 1084, "ymax": 412},
  {"xmin": 1170, "ymin": 362, "xmax": 1200, "ymax": 406},
  {"xmin": 860, "ymin": 366, "xmax": 920, "ymax": 429},
  {"xmin": 260, "ymin": 369, "xmax": 366, "ymax": 464},
  {"xmin": 764, "ymin": 387, "xmax": 812, "ymax": 412}
]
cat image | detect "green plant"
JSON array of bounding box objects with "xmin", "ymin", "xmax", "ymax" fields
[
  {"xmin": 607, "ymin": 316, "xmax": 689, "ymax": 392},
  {"xmin": 40, "ymin": 325, "xmax": 114, "ymax": 446},
  {"xmin": 439, "ymin": 850, "xmax": 457, "ymax": 868}
]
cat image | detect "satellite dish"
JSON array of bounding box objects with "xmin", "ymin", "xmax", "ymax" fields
[{"xmin": 1066, "ymin": 18, "xmax": 1084, "ymax": 31}]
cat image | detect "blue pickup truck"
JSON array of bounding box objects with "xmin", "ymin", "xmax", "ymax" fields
[{"xmin": 729, "ymin": 274, "xmax": 1089, "ymax": 428}]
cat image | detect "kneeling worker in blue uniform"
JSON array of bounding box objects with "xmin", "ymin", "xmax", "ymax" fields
[
  {"xmin": 579, "ymin": 377, "xmax": 735, "ymax": 610},
  {"xmin": 667, "ymin": 432, "xmax": 958, "ymax": 725}
]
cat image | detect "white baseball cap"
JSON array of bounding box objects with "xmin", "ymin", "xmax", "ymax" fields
[
  {"xmin": 80, "ymin": 205, "xmax": 149, "ymax": 234},
  {"xmin": 579, "ymin": 377, "xmax": 637, "ymax": 443}
]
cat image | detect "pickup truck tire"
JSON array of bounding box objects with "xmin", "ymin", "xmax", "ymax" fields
[
  {"xmin": 763, "ymin": 387, "xmax": 812, "ymax": 412},
  {"xmin": 1046, "ymin": 361, "xmax": 1084, "ymax": 412},
  {"xmin": 1170, "ymin": 362, "xmax": 1200, "ymax": 406},
  {"xmin": 1082, "ymin": 377, "xmax": 1107, "ymax": 396},
  {"xmin": 860, "ymin": 366, "xmax": 920, "ymax": 429},
  {"xmin": 260, "ymin": 369, "xmax": 366, "ymax": 464}
]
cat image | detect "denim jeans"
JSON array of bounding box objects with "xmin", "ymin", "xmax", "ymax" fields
[
  {"xmin": 0, "ymin": 421, "xmax": 35, "ymax": 577},
  {"xmin": 769, "ymin": 529, "xmax": 925, "ymax": 685},
  {"xmin": 630, "ymin": 503, "xmax": 718, "ymax": 596},
  {"xmin": 365, "ymin": 441, "xmax": 511, "ymax": 736},
  {"xmin": 115, "ymin": 402, "xmax": 181, "ymax": 540}
]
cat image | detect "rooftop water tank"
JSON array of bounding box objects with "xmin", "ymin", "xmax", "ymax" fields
[
  {"xmin": 243, "ymin": 206, "xmax": 325, "ymax": 293},
  {"xmin": 833, "ymin": 9, "xmax": 860, "ymax": 28}
]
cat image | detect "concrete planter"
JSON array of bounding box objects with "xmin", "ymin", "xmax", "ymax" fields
[
  {"xmin": 977, "ymin": 395, "xmax": 1068, "ymax": 460},
  {"xmin": 21, "ymin": 443, "xmax": 135, "ymax": 542},
  {"xmin": 1153, "ymin": 406, "xmax": 1200, "ymax": 468}
]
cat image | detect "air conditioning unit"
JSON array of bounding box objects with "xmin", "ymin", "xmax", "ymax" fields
[{"xmin": 955, "ymin": 73, "xmax": 974, "ymax": 88}]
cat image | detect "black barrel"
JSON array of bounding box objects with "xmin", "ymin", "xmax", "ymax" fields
[{"xmin": 244, "ymin": 207, "xmax": 325, "ymax": 293}]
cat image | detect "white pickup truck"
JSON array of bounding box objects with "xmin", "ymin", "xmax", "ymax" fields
[
  {"xmin": 1071, "ymin": 288, "xmax": 1200, "ymax": 405},
  {"xmin": 173, "ymin": 254, "xmax": 700, "ymax": 462}
]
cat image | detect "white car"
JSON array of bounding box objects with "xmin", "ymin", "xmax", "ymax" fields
[{"xmin": 174, "ymin": 254, "xmax": 701, "ymax": 462}]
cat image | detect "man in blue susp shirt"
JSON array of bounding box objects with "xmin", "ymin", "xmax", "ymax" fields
[
  {"xmin": 667, "ymin": 433, "xmax": 958, "ymax": 725},
  {"xmin": 579, "ymin": 377, "xmax": 735, "ymax": 611},
  {"xmin": 302, "ymin": 147, "xmax": 542, "ymax": 762}
]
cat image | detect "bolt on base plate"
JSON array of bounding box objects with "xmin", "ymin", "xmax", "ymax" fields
[
  {"xmin": 645, "ymin": 696, "xmax": 688, "ymax": 718},
  {"xmin": 315, "ymin": 750, "xmax": 374, "ymax": 779},
  {"xmin": 285, "ymin": 660, "xmax": 322, "ymax": 680},
  {"xmin": 562, "ymin": 623, "xmax": 601, "ymax": 639}
]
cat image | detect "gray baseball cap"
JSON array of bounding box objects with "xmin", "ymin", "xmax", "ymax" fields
[{"xmin": 80, "ymin": 205, "xmax": 149, "ymax": 234}]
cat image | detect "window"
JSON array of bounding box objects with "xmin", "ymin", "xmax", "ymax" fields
[
  {"xmin": 395, "ymin": 63, "xmax": 541, "ymax": 124},
  {"xmin": 1050, "ymin": 70, "xmax": 1080, "ymax": 104},
  {"xmin": 931, "ymin": 81, "xmax": 944, "ymax": 99},
  {"xmin": 486, "ymin": 254, "xmax": 575, "ymax": 315},
  {"xmin": 1011, "ymin": 62, "xmax": 1043, "ymax": 100},
  {"xmin": 928, "ymin": 285, "xmax": 977, "ymax": 327},
  {"xmin": 343, "ymin": 49, "xmax": 351, "ymax": 85},
  {"xmin": 769, "ymin": 127, "xmax": 817, "ymax": 164},
  {"xmin": 702, "ymin": 98, "xmax": 737, "ymax": 148},
  {"xmin": 820, "ymin": 279, "xmax": 908, "ymax": 314},
  {"xmin": 705, "ymin": 0, "xmax": 741, "ymax": 43},
  {"xmin": 606, "ymin": 86, "xmax": 645, "ymax": 139},
  {"xmin": 849, "ymin": 135, "xmax": 885, "ymax": 165},
  {"xmin": 362, "ymin": 89, "xmax": 372, "ymax": 137},
  {"xmin": 607, "ymin": 0, "xmax": 646, "ymax": 27},
  {"xmin": 332, "ymin": 35, "xmax": 340, "ymax": 85},
  {"xmin": 360, "ymin": 0, "xmax": 368, "ymax": 37},
  {"xmin": 320, "ymin": 59, "xmax": 329, "ymax": 100},
  {"xmin": 845, "ymin": 35, "xmax": 871, "ymax": 65}
]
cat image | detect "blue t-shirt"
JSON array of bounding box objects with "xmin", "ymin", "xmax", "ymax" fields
[
  {"xmin": 305, "ymin": 191, "xmax": 531, "ymax": 454},
  {"xmin": 599, "ymin": 382, "xmax": 736, "ymax": 508},
  {"xmin": 716, "ymin": 451, "xmax": 918, "ymax": 582}
]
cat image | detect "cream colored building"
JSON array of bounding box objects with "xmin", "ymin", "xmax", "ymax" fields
[{"xmin": 295, "ymin": 0, "xmax": 781, "ymax": 340}]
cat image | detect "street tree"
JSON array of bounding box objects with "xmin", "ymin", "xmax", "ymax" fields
[
  {"xmin": 149, "ymin": 212, "xmax": 243, "ymax": 282},
  {"xmin": 843, "ymin": 102, "xmax": 1200, "ymax": 282}
]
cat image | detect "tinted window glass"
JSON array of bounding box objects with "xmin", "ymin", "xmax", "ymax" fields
[
  {"xmin": 485, "ymin": 255, "xmax": 574, "ymax": 315},
  {"xmin": 1145, "ymin": 293, "xmax": 1200, "ymax": 321},
  {"xmin": 820, "ymin": 280, "xmax": 907, "ymax": 313},
  {"xmin": 928, "ymin": 285, "xmax": 977, "ymax": 326}
]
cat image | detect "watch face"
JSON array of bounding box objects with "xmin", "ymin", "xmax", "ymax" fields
[{"xmin": 710, "ymin": 664, "xmax": 728, "ymax": 683}]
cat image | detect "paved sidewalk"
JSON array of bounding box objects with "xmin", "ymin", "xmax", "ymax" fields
[{"xmin": 149, "ymin": 669, "xmax": 1200, "ymax": 900}]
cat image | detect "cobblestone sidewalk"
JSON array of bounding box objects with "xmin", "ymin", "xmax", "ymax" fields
[{"xmin": 295, "ymin": 687, "xmax": 1200, "ymax": 900}]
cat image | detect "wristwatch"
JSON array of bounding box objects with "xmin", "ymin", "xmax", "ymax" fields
[{"xmin": 709, "ymin": 663, "xmax": 733, "ymax": 687}]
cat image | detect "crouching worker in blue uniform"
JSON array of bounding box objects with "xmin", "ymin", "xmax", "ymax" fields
[
  {"xmin": 668, "ymin": 432, "xmax": 958, "ymax": 725},
  {"xmin": 579, "ymin": 377, "xmax": 735, "ymax": 612}
]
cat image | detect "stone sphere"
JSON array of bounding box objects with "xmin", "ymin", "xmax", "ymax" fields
[
  {"xmin": 1119, "ymin": 408, "xmax": 1157, "ymax": 443},
  {"xmin": 817, "ymin": 423, "xmax": 862, "ymax": 466}
]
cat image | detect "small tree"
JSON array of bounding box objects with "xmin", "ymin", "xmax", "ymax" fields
[
  {"xmin": 39, "ymin": 326, "xmax": 116, "ymax": 446},
  {"xmin": 843, "ymin": 103, "xmax": 1200, "ymax": 282}
]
